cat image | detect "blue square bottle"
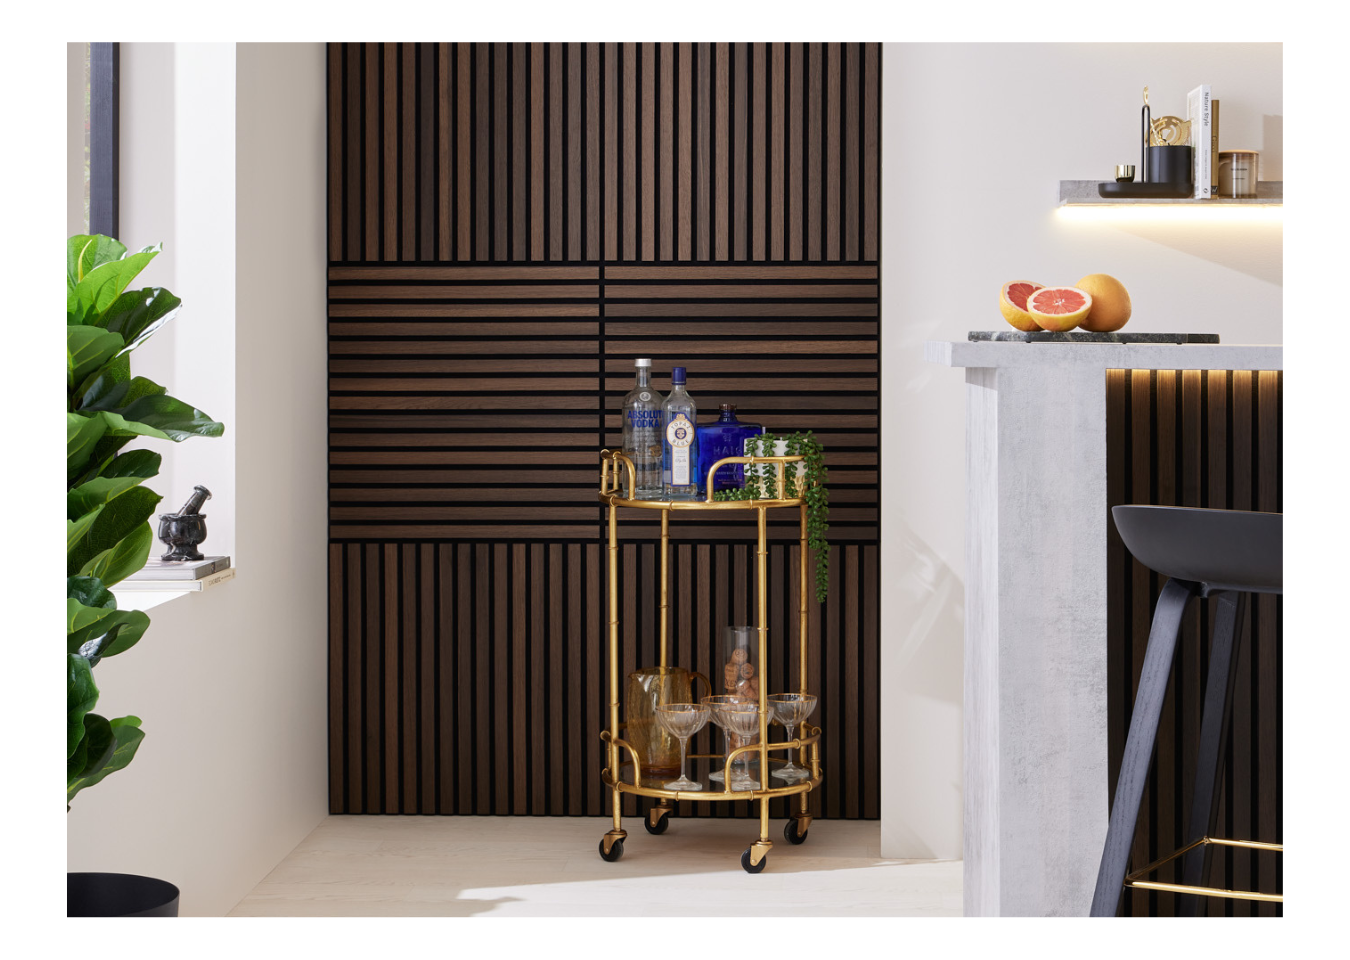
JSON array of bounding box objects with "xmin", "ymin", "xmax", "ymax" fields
[{"xmin": 700, "ymin": 404, "xmax": 764, "ymax": 492}]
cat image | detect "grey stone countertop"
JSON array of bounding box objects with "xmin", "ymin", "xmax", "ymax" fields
[{"xmin": 925, "ymin": 339, "xmax": 1283, "ymax": 371}]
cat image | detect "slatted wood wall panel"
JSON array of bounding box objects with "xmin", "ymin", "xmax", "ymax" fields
[
  {"xmin": 1105, "ymin": 369, "xmax": 1282, "ymax": 917},
  {"xmin": 328, "ymin": 42, "xmax": 881, "ymax": 819}
]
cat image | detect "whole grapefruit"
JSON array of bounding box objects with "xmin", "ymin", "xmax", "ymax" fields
[
  {"xmin": 999, "ymin": 281, "xmax": 1045, "ymax": 332},
  {"xmin": 1075, "ymin": 274, "xmax": 1131, "ymax": 332}
]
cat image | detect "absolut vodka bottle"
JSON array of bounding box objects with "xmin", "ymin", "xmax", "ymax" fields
[
  {"xmin": 621, "ymin": 358, "xmax": 663, "ymax": 499},
  {"xmin": 661, "ymin": 366, "xmax": 700, "ymax": 501}
]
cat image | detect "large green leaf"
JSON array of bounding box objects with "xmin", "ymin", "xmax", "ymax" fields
[
  {"xmin": 118, "ymin": 394, "xmax": 225, "ymax": 440},
  {"xmin": 101, "ymin": 449, "xmax": 162, "ymax": 481},
  {"xmin": 80, "ymin": 376, "xmax": 167, "ymax": 416},
  {"xmin": 68, "ymin": 246, "xmax": 161, "ymax": 325},
  {"xmin": 102, "ymin": 287, "xmax": 181, "ymax": 351},
  {"xmin": 67, "ymin": 575, "xmax": 118, "ymax": 636},
  {"xmin": 67, "ymin": 654, "xmax": 99, "ymax": 758},
  {"xmin": 68, "ymin": 476, "xmax": 146, "ymax": 521},
  {"xmin": 95, "ymin": 410, "xmax": 170, "ymax": 441},
  {"xmin": 67, "ymin": 507, "xmax": 105, "ymax": 558},
  {"xmin": 67, "ymin": 414, "xmax": 108, "ymax": 481},
  {"xmin": 68, "ymin": 713, "xmax": 114, "ymax": 783},
  {"xmin": 67, "ymin": 485, "xmax": 161, "ymax": 577},
  {"xmin": 70, "ymin": 608, "xmax": 151, "ymax": 663},
  {"xmin": 67, "ymin": 326, "xmax": 125, "ymax": 391},
  {"xmin": 74, "ymin": 353, "xmax": 130, "ymax": 409},
  {"xmin": 79, "ymin": 521, "xmax": 154, "ymax": 588},
  {"xmin": 68, "ymin": 716, "xmax": 144, "ymax": 804},
  {"xmin": 68, "ymin": 235, "xmax": 127, "ymax": 294}
]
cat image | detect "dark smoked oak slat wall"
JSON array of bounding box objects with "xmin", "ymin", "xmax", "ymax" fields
[
  {"xmin": 327, "ymin": 42, "xmax": 883, "ymax": 820},
  {"xmin": 1106, "ymin": 370, "xmax": 1282, "ymax": 917}
]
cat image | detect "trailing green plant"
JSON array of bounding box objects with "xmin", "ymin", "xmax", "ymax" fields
[
  {"xmin": 713, "ymin": 431, "xmax": 830, "ymax": 603},
  {"xmin": 66, "ymin": 235, "xmax": 223, "ymax": 806}
]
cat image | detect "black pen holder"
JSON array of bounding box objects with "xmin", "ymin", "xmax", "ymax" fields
[{"xmin": 1146, "ymin": 145, "xmax": 1193, "ymax": 187}]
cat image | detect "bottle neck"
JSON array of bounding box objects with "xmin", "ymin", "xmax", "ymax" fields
[
  {"xmin": 717, "ymin": 409, "xmax": 737, "ymax": 423},
  {"xmin": 635, "ymin": 367, "xmax": 650, "ymax": 389}
]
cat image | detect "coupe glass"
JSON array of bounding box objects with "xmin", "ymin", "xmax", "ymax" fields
[
  {"xmin": 654, "ymin": 703, "xmax": 710, "ymax": 792},
  {"xmin": 768, "ymin": 693, "xmax": 817, "ymax": 782},
  {"xmin": 709, "ymin": 699, "xmax": 763, "ymax": 791},
  {"xmin": 701, "ymin": 694, "xmax": 754, "ymax": 784}
]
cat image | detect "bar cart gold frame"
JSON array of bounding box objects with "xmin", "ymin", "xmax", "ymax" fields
[{"xmin": 597, "ymin": 449, "xmax": 823, "ymax": 873}]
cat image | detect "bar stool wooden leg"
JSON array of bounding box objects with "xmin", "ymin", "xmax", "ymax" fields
[
  {"xmin": 1091, "ymin": 578, "xmax": 1198, "ymax": 916},
  {"xmin": 1179, "ymin": 590, "xmax": 1248, "ymax": 916}
]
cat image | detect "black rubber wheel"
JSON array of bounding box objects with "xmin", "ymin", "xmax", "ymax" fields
[
  {"xmin": 644, "ymin": 810, "xmax": 671, "ymax": 835},
  {"xmin": 598, "ymin": 838, "xmax": 624, "ymax": 863},
  {"xmin": 741, "ymin": 848, "xmax": 767, "ymax": 874},
  {"xmin": 784, "ymin": 819, "xmax": 808, "ymax": 845}
]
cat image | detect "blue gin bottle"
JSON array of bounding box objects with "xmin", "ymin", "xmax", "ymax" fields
[
  {"xmin": 700, "ymin": 404, "xmax": 764, "ymax": 492},
  {"xmin": 661, "ymin": 367, "xmax": 700, "ymax": 500}
]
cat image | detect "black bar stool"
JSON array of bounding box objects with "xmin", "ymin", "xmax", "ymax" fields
[{"xmin": 1090, "ymin": 505, "xmax": 1282, "ymax": 917}]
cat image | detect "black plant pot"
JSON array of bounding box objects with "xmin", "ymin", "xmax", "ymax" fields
[{"xmin": 67, "ymin": 872, "xmax": 180, "ymax": 917}]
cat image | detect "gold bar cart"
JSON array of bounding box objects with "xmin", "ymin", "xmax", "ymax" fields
[{"xmin": 597, "ymin": 449, "xmax": 823, "ymax": 873}]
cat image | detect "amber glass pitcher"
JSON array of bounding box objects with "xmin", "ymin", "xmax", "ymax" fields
[{"xmin": 625, "ymin": 666, "xmax": 693, "ymax": 781}]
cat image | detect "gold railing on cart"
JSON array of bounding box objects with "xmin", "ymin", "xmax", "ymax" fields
[{"xmin": 596, "ymin": 449, "xmax": 821, "ymax": 870}]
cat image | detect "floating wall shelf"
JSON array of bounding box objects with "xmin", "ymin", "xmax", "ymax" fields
[{"xmin": 1058, "ymin": 180, "xmax": 1282, "ymax": 206}]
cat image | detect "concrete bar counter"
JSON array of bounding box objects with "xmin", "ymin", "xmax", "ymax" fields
[{"xmin": 925, "ymin": 339, "xmax": 1283, "ymax": 916}]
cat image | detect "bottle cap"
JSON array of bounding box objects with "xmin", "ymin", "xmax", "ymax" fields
[
  {"xmin": 671, "ymin": 366, "xmax": 686, "ymax": 385},
  {"xmin": 635, "ymin": 358, "xmax": 651, "ymax": 367}
]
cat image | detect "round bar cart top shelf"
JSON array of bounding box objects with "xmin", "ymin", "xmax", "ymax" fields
[{"xmin": 596, "ymin": 450, "xmax": 824, "ymax": 873}]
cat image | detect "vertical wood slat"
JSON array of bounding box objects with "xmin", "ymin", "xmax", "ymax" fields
[
  {"xmin": 587, "ymin": 43, "xmax": 601, "ymax": 262},
  {"xmin": 367, "ymin": 46, "xmax": 381, "ymax": 261},
  {"xmin": 403, "ymin": 43, "xmax": 417, "ymax": 261},
  {"xmin": 457, "ymin": 44, "xmax": 472, "ymax": 260},
  {"xmin": 751, "ymin": 42, "xmax": 766, "ymax": 261},
  {"xmin": 1106, "ymin": 369, "xmax": 1282, "ymax": 916},
  {"xmin": 568, "ymin": 43, "xmax": 584, "ymax": 261},
  {"xmin": 825, "ymin": 43, "xmax": 841, "ymax": 261},
  {"xmin": 862, "ymin": 42, "xmax": 878, "ymax": 261},
  {"xmin": 843, "ymin": 42, "xmax": 859, "ymax": 261},
  {"xmin": 623, "ymin": 43, "xmax": 637, "ymax": 261},
  {"xmin": 346, "ymin": 44, "xmax": 362, "ymax": 263},
  {"xmin": 732, "ymin": 43, "xmax": 748, "ymax": 262},
  {"xmin": 641, "ymin": 42, "xmax": 656, "ymax": 261},
  {"xmin": 678, "ymin": 44, "xmax": 692, "ymax": 261},
  {"xmin": 604, "ymin": 43, "xmax": 618, "ymax": 262},
  {"xmin": 438, "ymin": 44, "xmax": 451, "ymax": 261},
  {"xmin": 329, "ymin": 46, "xmax": 344, "ymax": 261},
  {"xmin": 384, "ymin": 44, "xmax": 398, "ymax": 260},
  {"xmin": 512, "ymin": 44, "xmax": 528, "ymax": 262},
  {"xmin": 328, "ymin": 543, "xmax": 344, "ymax": 811},
  {"xmin": 660, "ymin": 42, "xmax": 675, "ymax": 261},
  {"xmin": 770, "ymin": 42, "xmax": 785, "ymax": 261},
  {"xmin": 714, "ymin": 43, "xmax": 729, "ymax": 261}
]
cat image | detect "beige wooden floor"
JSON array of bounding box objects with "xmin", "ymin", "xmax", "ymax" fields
[{"xmin": 229, "ymin": 815, "xmax": 961, "ymax": 917}]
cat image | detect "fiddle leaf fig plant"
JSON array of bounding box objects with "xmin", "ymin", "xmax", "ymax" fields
[
  {"xmin": 65, "ymin": 235, "xmax": 224, "ymax": 806},
  {"xmin": 713, "ymin": 431, "xmax": 830, "ymax": 603}
]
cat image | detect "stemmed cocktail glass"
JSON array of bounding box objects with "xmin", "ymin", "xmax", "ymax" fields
[
  {"xmin": 768, "ymin": 693, "xmax": 817, "ymax": 782},
  {"xmin": 654, "ymin": 703, "xmax": 710, "ymax": 792},
  {"xmin": 706, "ymin": 698, "xmax": 762, "ymax": 791}
]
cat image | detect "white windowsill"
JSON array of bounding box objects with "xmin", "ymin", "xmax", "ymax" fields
[{"xmin": 111, "ymin": 566, "xmax": 236, "ymax": 612}]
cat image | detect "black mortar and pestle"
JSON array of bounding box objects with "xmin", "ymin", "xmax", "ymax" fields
[{"xmin": 158, "ymin": 485, "xmax": 212, "ymax": 561}]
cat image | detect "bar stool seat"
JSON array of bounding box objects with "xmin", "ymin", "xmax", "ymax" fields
[{"xmin": 1090, "ymin": 505, "xmax": 1282, "ymax": 916}]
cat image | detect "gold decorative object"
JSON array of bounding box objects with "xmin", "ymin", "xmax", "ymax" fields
[
  {"xmin": 1149, "ymin": 115, "xmax": 1191, "ymax": 147},
  {"xmin": 1124, "ymin": 836, "xmax": 1283, "ymax": 903},
  {"xmin": 597, "ymin": 449, "xmax": 823, "ymax": 872}
]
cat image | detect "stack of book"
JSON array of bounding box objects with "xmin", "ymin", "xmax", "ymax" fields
[
  {"xmin": 1187, "ymin": 84, "xmax": 1220, "ymax": 199},
  {"xmin": 125, "ymin": 556, "xmax": 232, "ymax": 581}
]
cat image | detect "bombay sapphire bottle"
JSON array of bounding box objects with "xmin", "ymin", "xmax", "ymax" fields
[
  {"xmin": 621, "ymin": 358, "xmax": 664, "ymax": 499},
  {"xmin": 661, "ymin": 366, "xmax": 700, "ymax": 501},
  {"xmin": 700, "ymin": 404, "xmax": 764, "ymax": 492}
]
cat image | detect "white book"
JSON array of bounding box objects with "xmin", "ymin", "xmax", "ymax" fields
[{"xmin": 1187, "ymin": 85, "xmax": 1212, "ymax": 199}]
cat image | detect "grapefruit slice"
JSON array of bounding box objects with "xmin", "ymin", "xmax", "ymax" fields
[
  {"xmin": 999, "ymin": 281, "xmax": 1045, "ymax": 332},
  {"xmin": 1027, "ymin": 286, "xmax": 1093, "ymax": 332}
]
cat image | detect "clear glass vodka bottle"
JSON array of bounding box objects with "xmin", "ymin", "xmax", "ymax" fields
[
  {"xmin": 661, "ymin": 366, "xmax": 700, "ymax": 501},
  {"xmin": 621, "ymin": 358, "xmax": 663, "ymax": 499}
]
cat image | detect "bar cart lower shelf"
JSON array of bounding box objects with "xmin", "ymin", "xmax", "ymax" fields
[{"xmin": 597, "ymin": 450, "xmax": 825, "ymax": 874}]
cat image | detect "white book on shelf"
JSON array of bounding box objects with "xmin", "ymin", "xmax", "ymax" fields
[{"xmin": 1187, "ymin": 84, "xmax": 1212, "ymax": 199}]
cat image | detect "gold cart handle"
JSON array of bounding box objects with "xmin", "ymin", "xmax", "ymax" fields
[
  {"xmin": 600, "ymin": 449, "xmax": 636, "ymax": 498},
  {"xmin": 704, "ymin": 454, "xmax": 806, "ymax": 502}
]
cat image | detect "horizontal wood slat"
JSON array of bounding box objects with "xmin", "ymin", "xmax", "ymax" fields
[{"xmin": 1106, "ymin": 369, "xmax": 1282, "ymax": 917}]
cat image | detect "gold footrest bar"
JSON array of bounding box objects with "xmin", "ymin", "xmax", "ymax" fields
[{"xmin": 1124, "ymin": 836, "xmax": 1283, "ymax": 904}]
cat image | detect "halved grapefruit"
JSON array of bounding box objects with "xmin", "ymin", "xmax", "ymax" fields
[
  {"xmin": 1027, "ymin": 286, "xmax": 1093, "ymax": 332},
  {"xmin": 999, "ymin": 281, "xmax": 1045, "ymax": 331}
]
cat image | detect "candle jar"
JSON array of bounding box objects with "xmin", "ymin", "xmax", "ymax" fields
[{"xmin": 1217, "ymin": 150, "xmax": 1259, "ymax": 199}]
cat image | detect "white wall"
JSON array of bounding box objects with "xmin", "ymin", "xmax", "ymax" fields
[
  {"xmin": 66, "ymin": 42, "xmax": 328, "ymax": 917},
  {"xmin": 67, "ymin": 43, "xmax": 85, "ymax": 236},
  {"xmin": 880, "ymin": 42, "xmax": 1283, "ymax": 860}
]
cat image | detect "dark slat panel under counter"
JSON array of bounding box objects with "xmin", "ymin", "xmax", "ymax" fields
[{"xmin": 1105, "ymin": 369, "xmax": 1282, "ymax": 917}]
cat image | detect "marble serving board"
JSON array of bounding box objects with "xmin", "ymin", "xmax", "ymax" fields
[{"xmin": 970, "ymin": 331, "xmax": 1220, "ymax": 344}]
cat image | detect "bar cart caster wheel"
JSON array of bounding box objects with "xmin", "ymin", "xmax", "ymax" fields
[
  {"xmin": 644, "ymin": 809, "xmax": 671, "ymax": 835},
  {"xmin": 598, "ymin": 837, "xmax": 625, "ymax": 862},
  {"xmin": 784, "ymin": 819, "xmax": 808, "ymax": 845},
  {"xmin": 741, "ymin": 848, "xmax": 767, "ymax": 874}
]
